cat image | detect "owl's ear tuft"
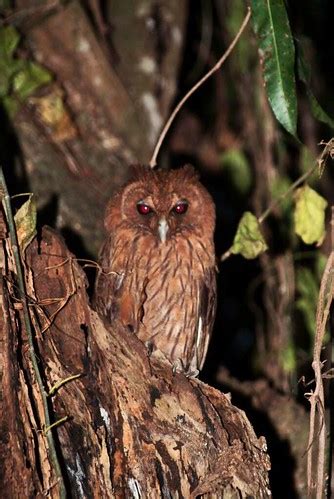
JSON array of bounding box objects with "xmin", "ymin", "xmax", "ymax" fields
[
  {"xmin": 129, "ymin": 164, "xmax": 152, "ymax": 181},
  {"xmin": 178, "ymin": 164, "xmax": 200, "ymax": 182}
]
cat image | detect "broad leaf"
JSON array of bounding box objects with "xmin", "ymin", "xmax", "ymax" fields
[
  {"xmin": 13, "ymin": 61, "xmax": 52, "ymax": 101},
  {"xmin": 295, "ymin": 267, "xmax": 318, "ymax": 340},
  {"xmin": 280, "ymin": 341, "xmax": 296, "ymax": 374},
  {"xmin": 294, "ymin": 185, "xmax": 327, "ymax": 245},
  {"xmin": 231, "ymin": 211, "xmax": 268, "ymax": 259},
  {"xmin": 0, "ymin": 25, "xmax": 20, "ymax": 60},
  {"xmin": 219, "ymin": 148, "xmax": 252, "ymax": 196},
  {"xmin": 297, "ymin": 46, "xmax": 334, "ymax": 130},
  {"xmin": 14, "ymin": 195, "xmax": 37, "ymax": 253},
  {"xmin": 0, "ymin": 26, "xmax": 24, "ymax": 98},
  {"xmin": 251, "ymin": 0, "xmax": 297, "ymax": 138}
]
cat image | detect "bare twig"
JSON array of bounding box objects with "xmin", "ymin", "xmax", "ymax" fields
[
  {"xmin": 149, "ymin": 7, "xmax": 251, "ymax": 168},
  {"xmin": 259, "ymin": 138, "xmax": 334, "ymax": 224},
  {"xmin": 307, "ymin": 206, "xmax": 334, "ymax": 498},
  {"xmin": 48, "ymin": 374, "xmax": 82, "ymax": 397}
]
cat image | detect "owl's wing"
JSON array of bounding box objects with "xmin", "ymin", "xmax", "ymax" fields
[
  {"xmin": 93, "ymin": 235, "xmax": 139, "ymax": 329},
  {"xmin": 93, "ymin": 234, "xmax": 116, "ymax": 318},
  {"xmin": 196, "ymin": 266, "xmax": 217, "ymax": 371}
]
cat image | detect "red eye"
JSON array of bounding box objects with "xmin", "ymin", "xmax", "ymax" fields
[
  {"xmin": 137, "ymin": 202, "xmax": 152, "ymax": 215},
  {"xmin": 173, "ymin": 201, "xmax": 188, "ymax": 214}
]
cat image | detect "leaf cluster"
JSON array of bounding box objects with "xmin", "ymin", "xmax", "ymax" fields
[{"xmin": 0, "ymin": 26, "xmax": 52, "ymax": 116}]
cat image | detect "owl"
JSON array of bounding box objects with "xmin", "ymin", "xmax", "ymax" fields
[{"xmin": 93, "ymin": 165, "xmax": 216, "ymax": 375}]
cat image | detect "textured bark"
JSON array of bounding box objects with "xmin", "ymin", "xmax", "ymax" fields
[
  {"xmin": 0, "ymin": 225, "xmax": 271, "ymax": 497},
  {"xmin": 11, "ymin": 0, "xmax": 187, "ymax": 255}
]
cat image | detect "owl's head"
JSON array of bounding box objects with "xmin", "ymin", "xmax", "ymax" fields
[{"xmin": 105, "ymin": 165, "xmax": 215, "ymax": 243}]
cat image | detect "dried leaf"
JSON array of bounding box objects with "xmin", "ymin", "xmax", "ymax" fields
[
  {"xmin": 294, "ymin": 185, "xmax": 327, "ymax": 245},
  {"xmin": 231, "ymin": 211, "xmax": 268, "ymax": 259},
  {"xmin": 32, "ymin": 89, "xmax": 77, "ymax": 141},
  {"xmin": 14, "ymin": 195, "xmax": 37, "ymax": 253}
]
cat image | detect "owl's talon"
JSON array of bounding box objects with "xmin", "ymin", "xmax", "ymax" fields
[
  {"xmin": 172, "ymin": 358, "xmax": 186, "ymax": 374},
  {"xmin": 185, "ymin": 368, "xmax": 199, "ymax": 378},
  {"xmin": 145, "ymin": 340, "xmax": 154, "ymax": 356}
]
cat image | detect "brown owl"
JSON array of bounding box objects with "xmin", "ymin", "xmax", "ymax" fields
[{"xmin": 93, "ymin": 165, "xmax": 216, "ymax": 375}]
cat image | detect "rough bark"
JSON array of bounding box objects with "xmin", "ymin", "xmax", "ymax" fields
[{"xmin": 0, "ymin": 224, "xmax": 271, "ymax": 497}]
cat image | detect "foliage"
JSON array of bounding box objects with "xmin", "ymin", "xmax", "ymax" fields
[
  {"xmin": 297, "ymin": 39, "xmax": 334, "ymax": 130},
  {"xmin": 14, "ymin": 194, "xmax": 37, "ymax": 253},
  {"xmin": 219, "ymin": 148, "xmax": 252, "ymax": 196},
  {"xmin": 0, "ymin": 26, "xmax": 52, "ymax": 116},
  {"xmin": 231, "ymin": 211, "xmax": 268, "ymax": 259},
  {"xmin": 251, "ymin": 0, "xmax": 297, "ymax": 138},
  {"xmin": 294, "ymin": 185, "xmax": 327, "ymax": 245}
]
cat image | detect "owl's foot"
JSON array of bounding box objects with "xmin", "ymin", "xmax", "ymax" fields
[
  {"xmin": 185, "ymin": 368, "xmax": 200, "ymax": 378},
  {"xmin": 144, "ymin": 343, "xmax": 200, "ymax": 377},
  {"xmin": 172, "ymin": 359, "xmax": 199, "ymax": 378}
]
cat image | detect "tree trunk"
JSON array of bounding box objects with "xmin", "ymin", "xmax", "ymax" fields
[
  {"xmin": 0, "ymin": 222, "xmax": 271, "ymax": 497},
  {"xmin": 10, "ymin": 0, "xmax": 187, "ymax": 255}
]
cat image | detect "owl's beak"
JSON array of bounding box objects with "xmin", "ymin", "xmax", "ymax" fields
[{"xmin": 158, "ymin": 217, "xmax": 169, "ymax": 243}]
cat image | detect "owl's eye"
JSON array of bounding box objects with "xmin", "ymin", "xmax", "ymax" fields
[
  {"xmin": 137, "ymin": 202, "xmax": 153, "ymax": 215},
  {"xmin": 173, "ymin": 201, "xmax": 188, "ymax": 215}
]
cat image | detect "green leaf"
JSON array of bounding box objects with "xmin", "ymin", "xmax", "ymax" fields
[
  {"xmin": 295, "ymin": 266, "xmax": 318, "ymax": 339},
  {"xmin": 280, "ymin": 340, "xmax": 296, "ymax": 373},
  {"xmin": 0, "ymin": 25, "xmax": 20, "ymax": 60},
  {"xmin": 0, "ymin": 0, "xmax": 13, "ymax": 8},
  {"xmin": 13, "ymin": 61, "xmax": 52, "ymax": 101},
  {"xmin": 315, "ymin": 252, "xmax": 326, "ymax": 281},
  {"xmin": 231, "ymin": 211, "xmax": 268, "ymax": 259},
  {"xmin": 306, "ymin": 90, "xmax": 334, "ymax": 130},
  {"xmin": 0, "ymin": 26, "xmax": 24, "ymax": 98},
  {"xmin": 219, "ymin": 148, "xmax": 252, "ymax": 196},
  {"xmin": 270, "ymin": 174, "xmax": 292, "ymax": 212},
  {"xmin": 0, "ymin": 58, "xmax": 25, "ymax": 97},
  {"xmin": 294, "ymin": 185, "xmax": 327, "ymax": 245},
  {"xmin": 14, "ymin": 195, "xmax": 37, "ymax": 252},
  {"xmin": 2, "ymin": 95, "xmax": 20, "ymax": 117},
  {"xmin": 251, "ymin": 0, "xmax": 297, "ymax": 138},
  {"xmin": 297, "ymin": 41, "xmax": 334, "ymax": 130},
  {"xmin": 226, "ymin": 0, "xmax": 253, "ymax": 72}
]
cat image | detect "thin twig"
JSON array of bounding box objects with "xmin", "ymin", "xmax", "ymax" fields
[
  {"xmin": 258, "ymin": 165, "xmax": 317, "ymax": 224},
  {"xmin": 149, "ymin": 6, "xmax": 251, "ymax": 168},
  {"xmin": 0, "ymin": 167, "xmax": 67, "ymax": 498},
  {"xmin": 307, "ymin": 206, "xmax": 334, "ymax": 498},
  {"xmin": 48, "ymin": 374, "xmax": 82, "ymax": 397},
  {"xmin": 259, "ymin": 139, "xmax": 334, "ymax": 224},
  {"xmin": 44, "ymin": 416, "xmax": 69, "ymax": 435}
]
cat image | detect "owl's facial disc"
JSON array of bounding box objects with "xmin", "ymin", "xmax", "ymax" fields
[{"xmin": 134, "ymin": 193, "xmax": 192, "ymax": 243}]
